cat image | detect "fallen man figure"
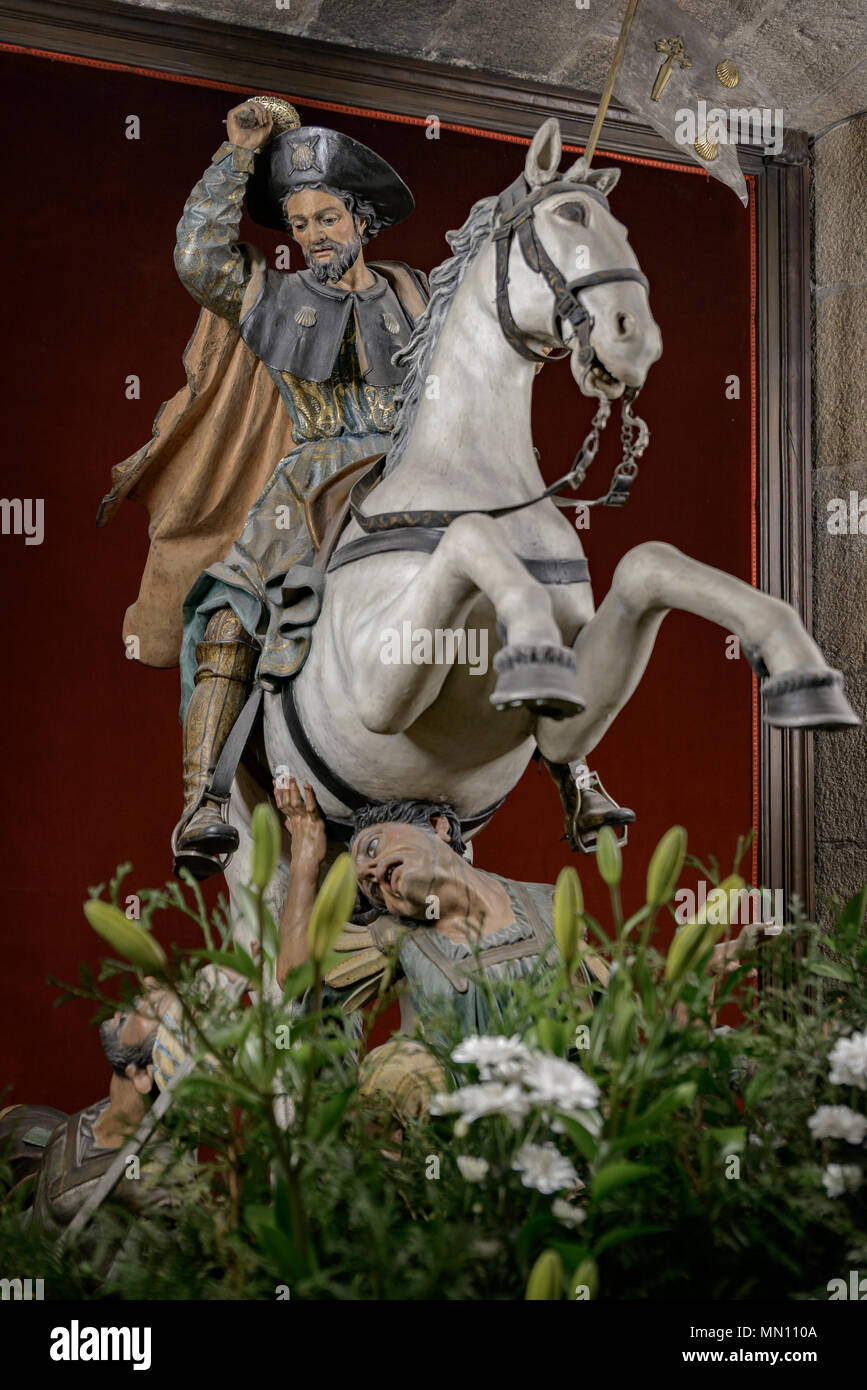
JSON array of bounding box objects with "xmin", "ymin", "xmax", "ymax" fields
[{"xmin": 273, "ymin": 778, "xmax": 767, "ymax": 1120}]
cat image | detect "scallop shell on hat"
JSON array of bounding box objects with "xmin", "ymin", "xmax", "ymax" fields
[
  {"xmin": 694, "ymin": 135, "xmax": 719, "ymax": 161},
  {"xmin": 294, "ymin": 305, "xmax": 317, "ymax": 327},
  {"xmin": 715, "ymin": 60, "xmax": 739, "ymax": 89}
]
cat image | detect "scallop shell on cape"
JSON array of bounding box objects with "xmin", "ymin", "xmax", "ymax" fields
[
  {"xmin": 715, "ymin": 60, "xmax": 739, "ymax": 88},
  {"xmin": 294, "ymin": 305, "xmax": 317, "ymax": 327},
  {"xmin": 382, "ymin": 312, "xmax": 402, "ymax": 334},
  {"xmin": 694, "ymin": 135, "xmax": 719, "ymax": 161}
]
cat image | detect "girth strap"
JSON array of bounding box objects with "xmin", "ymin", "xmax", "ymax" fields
[
  {"xmin": 281, "ymin": 677, "xmax": 508, "ymax": 836},
  {"xmin": 328, "ymin": 526, "xmax": 589, "ymax": 585}
]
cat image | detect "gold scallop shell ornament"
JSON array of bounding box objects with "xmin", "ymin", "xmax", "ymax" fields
[
  {"xmin": 715, "ymin": 60, "xmax": 739, "ymax": 88},
  {"xmin": 249, "ymin": 94, "xmax": 302, "ymax": 136},
  {"xmin": 694, "ymin": 134, "xmax": 719, "ymax": 161}
]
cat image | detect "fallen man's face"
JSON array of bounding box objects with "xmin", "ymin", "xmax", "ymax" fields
[{"xmin": 352, "ymin": 821, "xmax": 453, "ymax": 920}]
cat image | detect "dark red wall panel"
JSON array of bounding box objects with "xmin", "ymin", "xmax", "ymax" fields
[{"xmin": 0, "ymin": 52, "xmax": 754, "ymax": 1111}]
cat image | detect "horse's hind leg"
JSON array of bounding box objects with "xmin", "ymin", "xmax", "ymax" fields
[{"xmin": 535, "ymin": 540, "xmax": 860, "ymax": 764}]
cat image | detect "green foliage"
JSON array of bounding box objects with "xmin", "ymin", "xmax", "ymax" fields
[{"xmin": 2, "ymin": 832, "xmax": 865, "ymax": 1301}]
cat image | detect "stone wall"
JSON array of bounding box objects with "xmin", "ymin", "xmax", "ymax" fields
[{"xmin": 812, "ymin": 113, "xmax": 867, "ymax": 912}]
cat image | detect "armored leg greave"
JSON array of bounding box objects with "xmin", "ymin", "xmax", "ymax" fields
[{"xmin": 173, "ymin": 606, "xmax": 258, "ymax": 879}]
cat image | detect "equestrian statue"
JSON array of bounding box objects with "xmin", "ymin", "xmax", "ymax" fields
[
  {"xmin": 98, "ymin": 99, "xmax": 638, "ymax": 885},
  {"xmin": 100, "ymin": 106, "xmax": 860, "ymax": 912}
]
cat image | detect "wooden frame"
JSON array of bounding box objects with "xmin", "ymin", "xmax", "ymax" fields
[{"xmin": 0, "ymin": 0, "xmax": 816, "ymax": 913}]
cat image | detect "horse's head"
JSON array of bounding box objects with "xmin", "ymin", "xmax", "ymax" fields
[{"xmin": 497, "ymin": 119, "xmax": 662, "ymax": 400}]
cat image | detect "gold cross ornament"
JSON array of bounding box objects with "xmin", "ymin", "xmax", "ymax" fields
[{"xmin": 651, "ymin": 36, "xmax": 691, "ymax": 101}]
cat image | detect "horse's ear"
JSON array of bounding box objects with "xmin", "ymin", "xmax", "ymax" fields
[
  {"xmin": 525, "ymin": 118, "xmax": 562, "ymax": 187},
  {"xmin": 587, "ymin": 166, "xmax": 622, "ymax": 196},
  {"xmin": 562, "ymin": 159, "xmax": 621, "ymax": 197}
]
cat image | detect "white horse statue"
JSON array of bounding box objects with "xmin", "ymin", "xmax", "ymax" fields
[{"xmin": 226, "ymin": 118, "xmax": 859, "ymax": 941}]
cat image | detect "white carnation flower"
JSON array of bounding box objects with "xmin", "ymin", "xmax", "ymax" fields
[
  {"xmin": 512, "ymin": 1142, "xmax": 579, "ymax": 1195},
  {"xmin": 456, "ymin": 1154, "xmax": 490, "ymax": 1183},
  {"xmin": 828, "ymin": 1029, "xmax": 867, "ymax": 1091},
  {"xmin": 451, "ymin": 1034, "xmax": 532, "ymax": 1080},
  {"xmin": 430, "ymin": 1081, "xmax": 530, "ymax": 1127},
  {"xmin": 807, "ymin": 1104, "xmax": 867, "ymax": 1145},
  {"xmin": 822, "ymin": 1163, "xmax": 863, "ymax": 1199},
  {"xmin": 521, "ymin": 1053, "xmax": 600, "ymax": 1113},
  {"xmin": 551, "ymin": 1197, "xmax": 587, "ymax": 1226}
]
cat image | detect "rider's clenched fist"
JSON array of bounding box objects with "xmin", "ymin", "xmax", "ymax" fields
[{"xmin": 226, "ymin": 100, "xmax": 274, "ymax": 152}]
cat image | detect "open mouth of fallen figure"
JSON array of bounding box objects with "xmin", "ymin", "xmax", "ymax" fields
[{"xmin": 380, "ymin": 860, "xmax": 402, "ymax": 890}]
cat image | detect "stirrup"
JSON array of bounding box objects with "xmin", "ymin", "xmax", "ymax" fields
[
  {"xmin": 171, "ymin": 798, "xmax": 236, "ymax": 882},
  {"xmin": 573, "ymin": 770, "xmax": 633, "ymax": 855}
]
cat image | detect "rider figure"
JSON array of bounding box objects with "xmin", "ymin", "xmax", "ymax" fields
[{"xmin": 102, "ymin": 99, "xmax": 633, "ymax": 879}]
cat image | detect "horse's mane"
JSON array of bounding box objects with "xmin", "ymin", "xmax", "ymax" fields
[{"xmin": 384, "ymin": 193, "xmax": 499, "ymax": 477}]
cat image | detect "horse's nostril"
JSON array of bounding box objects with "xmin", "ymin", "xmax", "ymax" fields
[{"xmin": 616, "ymin": 311, "xmax": 633, "ymax": 337}]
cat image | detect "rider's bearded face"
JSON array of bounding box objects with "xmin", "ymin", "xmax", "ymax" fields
[
  {"xmin": 285, "ymin": 190, "xmax": 364, "ymax": 283},
  {"xmin": 352, "ymin": 820, "xmax": 454, "ymax": 919}
]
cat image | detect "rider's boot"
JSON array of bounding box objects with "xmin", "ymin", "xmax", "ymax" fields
[
  {"xmin": 543, "ymin": 756, "xmax": 635, "ymax": 854},
  {"xmin": 172, "ymin": 607, "xmax": 258, "ymax": 881}
]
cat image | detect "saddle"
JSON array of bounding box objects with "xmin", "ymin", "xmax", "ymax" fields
[{"xmin": 305, "ymin": 454, "xmax": 386, "ymax": 571}]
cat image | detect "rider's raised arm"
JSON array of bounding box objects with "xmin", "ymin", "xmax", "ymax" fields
[{"xmin": 173, "ymin": 101, "xmax": 274, "ymax": 325}]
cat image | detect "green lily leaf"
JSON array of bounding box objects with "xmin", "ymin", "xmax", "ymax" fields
[{"xmin": 591, "ymin": 1161, "xmax": 654, "ymax": 1201}]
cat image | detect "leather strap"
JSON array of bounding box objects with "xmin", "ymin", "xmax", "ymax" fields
[
  {"xmin": 328, "ymin": 526, "xmax": 589, "ymax": 585},
  {"xmin": 408, "ymin": 880, "xmax": 555, "ymax": 991},
  {"xmin": 281, "ymin": 677, "xmax": 508, "ymax": 834},
  {"xmin": 282, "ymin": 677, "xmax": 366, "ymax": 811},
  {"xmin": 209, "ymin": 685, "xmax": 264, "ymax": 802},
  {"xmin": 347, "ymin": 453, "xmax": 590, "ymax": 536}
]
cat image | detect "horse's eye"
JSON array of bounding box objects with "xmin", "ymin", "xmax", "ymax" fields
[
  {"xmin": 367, "ymin": 836, "xmax": 379, "ymax": 857},
  {"xmin": 553, "ymin": 201, "xmax": 588, "ymax": 225}
]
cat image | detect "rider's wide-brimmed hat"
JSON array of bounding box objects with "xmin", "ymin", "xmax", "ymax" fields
[{"xmin": 246, "ymin": 125, "xmax": 415, "ymax": 232}]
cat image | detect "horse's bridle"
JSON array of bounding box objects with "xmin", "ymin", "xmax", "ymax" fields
[
  {"xmin": 492, "ymin": 175, "xmax": 649, "ymax": 371},
  {"xmin": 345, "ymin": 174, "xmax": 653, "ymax": 537}
]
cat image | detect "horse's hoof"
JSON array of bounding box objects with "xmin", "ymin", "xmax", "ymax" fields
[
  {"xmin": 490, "ymin": 643, "xmax": 584, "ymax": 720},
  {"xmin": 762, "ymin": 667, "xmax": 862, "ymax": 731}
]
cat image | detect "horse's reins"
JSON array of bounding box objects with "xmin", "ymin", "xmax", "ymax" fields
[{"xmin": 344, "ymin": 176, "xmax": 652, "ymax": 540}]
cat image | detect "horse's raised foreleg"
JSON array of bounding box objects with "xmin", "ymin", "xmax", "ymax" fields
[
  {"xmin": 342, "ymin": 513, "xmax": 580, "ymax": 735},
  {"xmin": 535, "ymin": 540, "xmax": 860, "ymax": 763}
]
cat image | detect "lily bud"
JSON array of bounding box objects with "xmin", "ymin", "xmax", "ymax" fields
[
  {"xmin": 525, "ymin": 1249, "xmax": 563, "ymax": 1301},
  {"xmin": 665, "ymin": 874, "xmax": 746, "ymax": 982},
  {"xmin": 697, "ymin": 874, "xmax": 745, "ymax": 927},
  {"xmin": 308, "ymin": 854, "xmax": 358, "ymax": 964},
  {"xmin": 646, "ymin": 825, "xmax": 687, "ymax": 908},
  {"xmin": 251, "ymin": 802, "xmax": 282, "ymax": 890},
  {"xmin": 596, "ymin": 825, "xmax": 622, "ymax": 888},
  {"xmin": 84, "ymin": 900, "xmax": 167, "ymax": 974},
  {"xmin": 554, "ymin": 865, "xmax": 583, "ymax": 964},
  {"xmin": 570, "ymin": 1257, "xmax": 599, "ymax": 1300}
]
